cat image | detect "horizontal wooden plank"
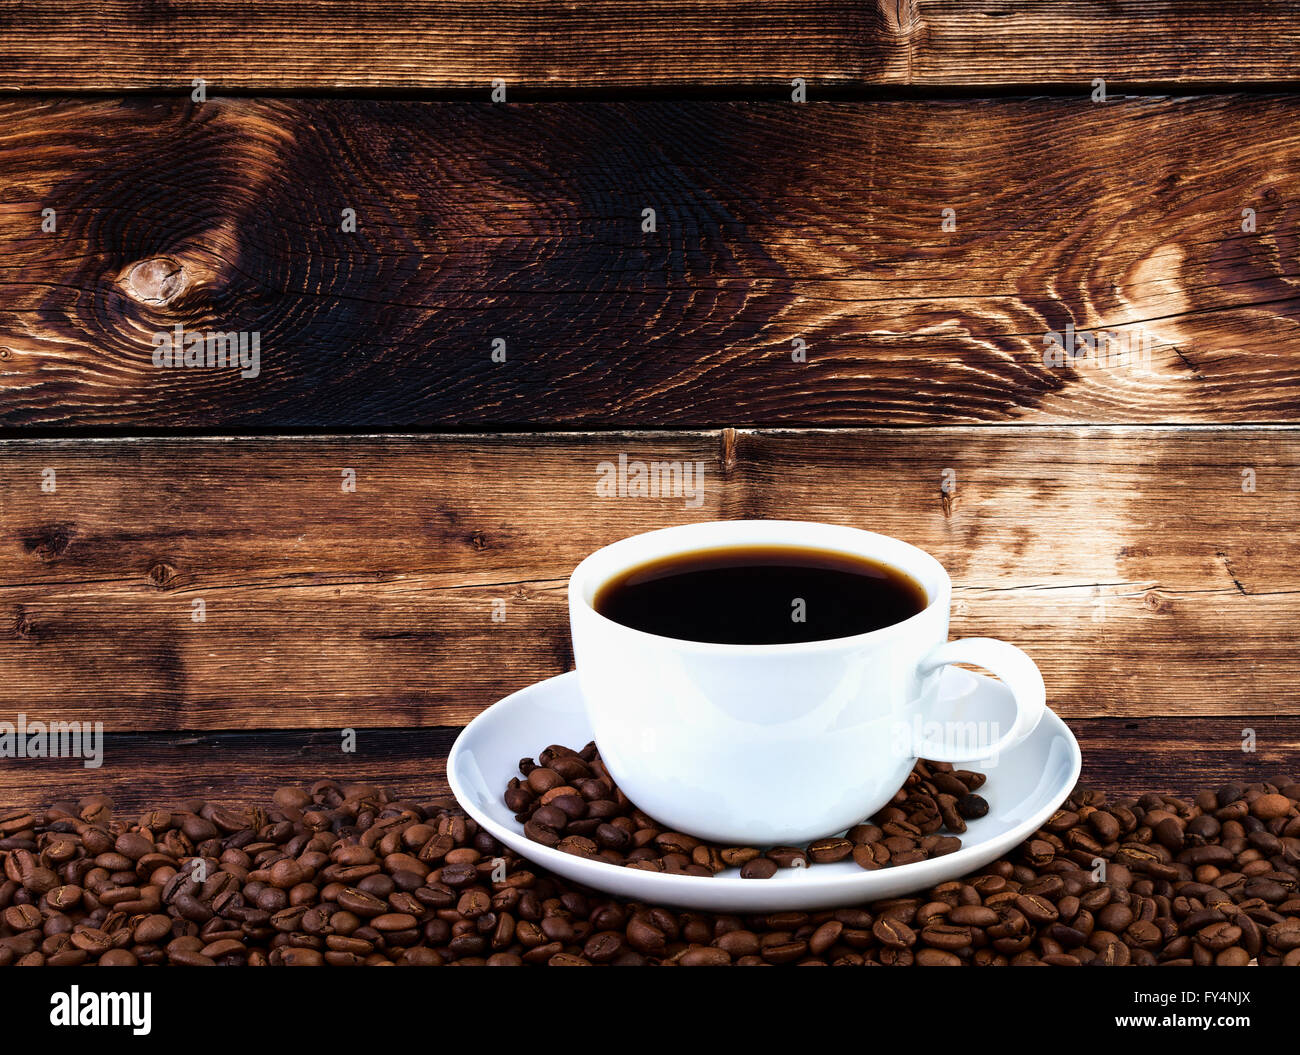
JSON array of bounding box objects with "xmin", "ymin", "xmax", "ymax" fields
[
  {"xmin": 1076, "ymin": 718, "xmax": 1300, "ymax": 797},
  {"xmin": 0, "ymin": 2, "xmax": 1297, "ymax": 91},
  {"xmin": 1, "ymin": 717, "xmax": 1294, "ymax": 813},
  {"xmin": 0, "ymin": 729, "xmax": 458, "ymax": 815},
  {"xmin": 911, "ymin": 2, "xmax": 1300, "ymax": 87},
  {"xmin": 0, "ymin": 428, "xmax": 1295, "ymax": 727},
  {"xmin": 4, "ymin": 96, "xmax": 1300, "ymax": 428},
  {"xmin": 0, "ymin": 2, "xmax": 885, "ymax": 92}
]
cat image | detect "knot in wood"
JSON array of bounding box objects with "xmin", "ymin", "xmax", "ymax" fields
[
  {"xmin": 1143, "ymin": 590, "xmax": 1172, "ymax": 614},
  {"xmin": 22, "ymin": 524, "xmax": 73, "ymax": 562},
  {"xmin": 147, "ymin": 562, "xmax": 177, "ymax": 589},
  {"xmin": 12, "ymin": 607, "xmax": 36, "ymax": 640},
  {"xmin": 119, "ymin": 256, "xmax": 191, "ymax": 307},
  {"xmin": 878, "ymin": 0, "xmax": 921, "ymax": 38}
]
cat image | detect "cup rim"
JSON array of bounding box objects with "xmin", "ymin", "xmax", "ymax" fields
[{"xmin": 568, "ymin": 519, "xmax": 952, "ymax": 655}]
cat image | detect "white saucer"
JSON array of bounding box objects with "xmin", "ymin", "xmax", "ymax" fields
[{"xmin": 448, "ymin": 669, "xmax": 1081, "ymax": 912}]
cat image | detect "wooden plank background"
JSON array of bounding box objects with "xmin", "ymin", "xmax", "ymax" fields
[
  {"xmin": 4, "ymin": 96, "xmax": 1300, "ymax": 428},
  {"xmin": 0, "ymin": 426, "xmax": 1295, "ymax": 761},
  {"xmin": 1, "ymin": 2, "xmax": 1299, "ymax": 90},
  {"xmin": 1, "ymin": 7, "xmax": 1298, "ymax": 811}
]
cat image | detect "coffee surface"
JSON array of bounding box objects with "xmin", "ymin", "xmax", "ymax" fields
[{"xmin": 593, "ymin": 544, "xmax": 927, "ymax": 644}]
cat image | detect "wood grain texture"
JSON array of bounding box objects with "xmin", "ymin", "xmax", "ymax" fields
[
  {"xmin": 0, "ymin": 2, "xmax": 1297, "ymax": 90},
  {"xmin": 1076, "ymin": 718, "xmax": 1300, "ymax": 797},
  {"xmin": 909, "ymin": 2, "xmax": 1300, "ymax": 87},
  {"xmin": 0, "ymin": 2, "xmax": 885, "ymax": 92},
  {"xmin": 1, "ymin": 718, "xmax": 1295, "ymax": 813},
  {"xmin": 0, "ymin": 428, "xmax": 1295, "ymax": 728},
  {"xmin": 0, "ymin": 729, "xmax": 458, "ymax": 815},
  {"xmin": 4, "ymin": 96, "xmax": 1300, "ymax": 428}
]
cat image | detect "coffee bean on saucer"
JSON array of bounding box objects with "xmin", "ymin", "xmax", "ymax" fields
[
  {"xmin": 847, "ymin": 823, "xmax": 883, "ymax": 845},
  {"xmin": 852, "ymin": 843, "xmax": 888, "ymax": 870},
  {"xmin": 523, "ymin": 820, "xmax": 561, "ymax": 847},
  {"xmin": 720, "ymin": 847, "xmax": 761, "ymax": 867},
  {"xmin": 767, "ymin": 847, "xmax": 807, "ymax": 869},
  {"xmin": 808, "ymin": 838, "xmax": 853, "ymax": 863},
  {"xmin": 557, "ymin": 836, "xmax": 599, "ymax": 858},
  {"xmin": 508, "ymin": 745, "xmax": 978, "ymax": 877},
  {"xmin": 526, "ymin": 768, "xmax": 564, "ymax": 794}
]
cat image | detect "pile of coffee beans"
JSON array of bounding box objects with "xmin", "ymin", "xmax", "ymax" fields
[
  {"xmin": 507, "ymin": 743, "xmax": 987, "ymax": 876},
  {"xmin": 1, "ymin": 777, "xmax": 1298, "ymax": 965}
]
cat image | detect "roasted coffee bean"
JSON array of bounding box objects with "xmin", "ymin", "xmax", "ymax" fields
[
  {"xmin": 916, "ymin": 948, "xmax": 963, "ymax": 966},
  {"xmin": 872, "ymin": 917, "xmax": 916, "ymax": 949},
  {"xmin": 70, "ymin": 928, "xmax": 114, "ymax": 954},
  {"xmin": 766, "ymin": 847, "xmax": 807, "ymax": 869},
  {"xmin": 595, "ymin": 824, "xmax": 631, "ymax": 852},
  {"xmin": 1182, "ymin": 844, "xmax": 1234, "ymax": 867},
  {"xmin": 3, "ymin": 775, "xmax": 1295, "ymax": 967},
  {"xmin": 583, "ymin": 931, "xmax": 624, "ymax": 962},
  {"xmin": 336, "ymin": 888, "xmax": 386, "ymax": 918},
  {"xmin": 1016, "ymin": 894, "xmax": 1059, "ymax": 925},
  {"xmin": 1252, "ymin": 794, "xmax": 1292, "ymax": 821},
  {"xmin": 847, "ymin": 823, "xmax": 883, "ymax": 845},
  {"xmin": 522, "ymin": 820, "xmax": 561, "ymax": 848},
  {"xmin": 679, "ymin": 945, "xmax": 730, "ymax": 966},
  {"xmin": 1267, "ymin": 920, "xmax": 1300, "ymax": 951},
  {"xmin": 1024, "ymin": 840, "xmax": 1055, "ymax": 867},
  {"xmin": 740, "ymin": 858, "xmax": 778, "ymax": 880},
  {"xmin": 4, "ymin": 903, "xmax": 41, "ymax": 930},
  {"xmin": 511, "ymin": 746, "xmax": 976, "ymax": 876},
  {"xmin": 372, "ymin": 912, "xmax": 418, "ymax": 932},
  {"xmin": 808, "ymin": 920, "xmax": 843, "ymax": 955},
  {"xmin": 720, "ymin": 847, "xmax": 760, "ymax": 867},
  {"xmin": 808, "ymin": 838, "xmax": 853, "ymax": 864},
  {"xmin": 557, "ymin": 836, "xmax": 599, "ymax": 859},
  {"xmin": 438, "ymin": 862, "xmax": 478, "ymax": 887},
  {"xmin": 921, "ymin": 923, "xmax": 972, "ymax": 951},
  {"xmin": 948, "ymin": 905, "xmax": 998, "ymax": 928},
  {"xmin": 761, "ymin": 938, "xmax": 807, "ymax": 964},
  {"xmin": 1154, "ymin": 817, "xmax": 1185, "ymax": 852},
  {"xmin": 625, "ymin": 917, "xmax": 666, "ymax": 956},
  {"xmin": 526, "ymin": 768, "xmax": 564, "ymax": 794},
  {"xmin": 132, "ymin": 914, "xmax": 172, "ymax": 944},
  {"xmin": 1196, "ymin": 921, "xmax": 1242, "ymax": 951}
]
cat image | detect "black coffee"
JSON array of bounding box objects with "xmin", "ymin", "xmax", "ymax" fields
[{"xmin": 593, "ymin": 545, "xmax": 927, "ymax": 645}]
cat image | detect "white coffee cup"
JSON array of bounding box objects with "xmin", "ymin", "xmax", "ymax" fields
[{"xmin": 567, "ymin": 520, "xmax": 1046, "ymax": 845}]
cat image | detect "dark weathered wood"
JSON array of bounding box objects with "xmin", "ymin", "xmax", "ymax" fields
[
  {"xmin": 910, "ymin": 2, "xmax": 1300, "ymax": 87},
  {"xmin": 0, "ymin": 2, "xmax": 1296, "ymax": 90},
  {"xmin": 0, "ymin": 428, "xmax": 1295, "ymax": 727},
  {"xmin": 0, "ymin": 2, "xmax": 888, "ymax": 91},
  {"xmin": 1076, "ymin": 718, "xmax": 1300, "ymax": 797},
  {"xmin": 1, "ymin": 717, "xmax": 1294, "ymax": 812},
  {"xmin": 0, "ymin": 729, "xmax": 458, "ymax": 814},
  {"xmin": 4, "ymin": 97, "xmax": 1300, "ymax": 428}
]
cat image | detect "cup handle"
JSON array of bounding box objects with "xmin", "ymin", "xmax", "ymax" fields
[{"xmin": 913, "ymin": 638, "xmax": 1046, "ymax": 762}]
